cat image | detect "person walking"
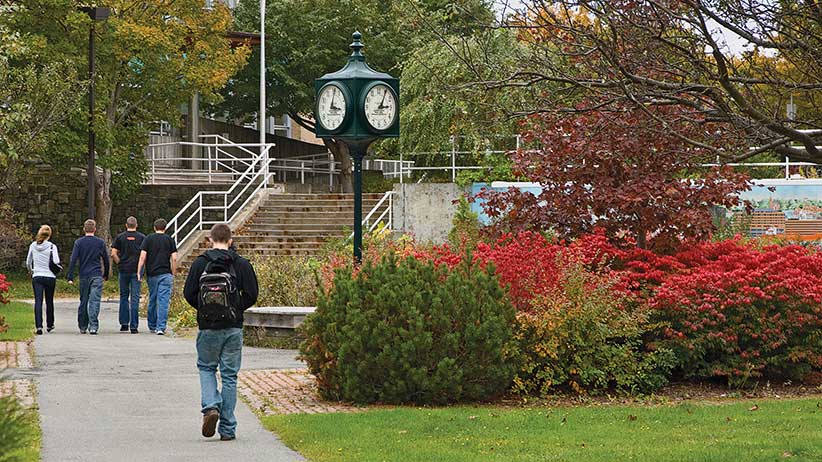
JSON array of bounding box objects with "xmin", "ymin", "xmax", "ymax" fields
[
  {"xmin": 183, "ymin": 223, "xmax": 258, "ymax": 441},
  {"xmin": 26, "ymin": 225, "xmax": 60, "ymax": 335},
  {"xmin": 67, "ymin": 219, "xmax": 110, "ymax": 335},
  {"xmin": 111, "ymin": 216, "xmax": 145, "ymax": 334},
  {"xmin": 137, "ymin": 218, "xmax": 178, "ymax": 335}
]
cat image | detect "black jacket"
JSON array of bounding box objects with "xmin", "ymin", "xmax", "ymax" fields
[{"xmin": 183, "ymin": 248, "xmax": 259, "ymax": 330}]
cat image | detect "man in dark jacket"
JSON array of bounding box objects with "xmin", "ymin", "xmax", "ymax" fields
[
  {"xmin": 183, "ymin": 223, "xmax": 258, "ymax": 441},
  {"xmin": 67, "ymin": 219, "xmax": 110, "ymax": 335}
]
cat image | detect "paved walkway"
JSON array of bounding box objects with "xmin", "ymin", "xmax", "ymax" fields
[{"xmin": 22, "ymin": 300, "xmax": 305, "ymax": 462}]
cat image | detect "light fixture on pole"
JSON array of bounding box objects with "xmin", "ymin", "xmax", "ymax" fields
[{"xmin": 79, "ymin": 6, "xmax": 110, "ymax": 220}]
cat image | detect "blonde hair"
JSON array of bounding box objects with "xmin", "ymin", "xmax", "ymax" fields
[{"xmin": 36, "ymin": 225, "xmax": 52, "ymax": 245}]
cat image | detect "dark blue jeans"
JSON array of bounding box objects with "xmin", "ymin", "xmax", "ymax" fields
[
  {"xmin": 118, "ymin": 272, "xmax": 141, "ymax": 329},
  {"xmin": 32, "ymin": 276, "xmax": 56, "ymax": 329},
  {"xmin": 78, "ymin": 276, "xmax": 103, "ymax": 332}
]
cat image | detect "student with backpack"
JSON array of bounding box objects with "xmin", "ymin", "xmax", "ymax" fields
[{"xmin": 183, "ymin": 223, "xmax": 258, "ymax": 441}]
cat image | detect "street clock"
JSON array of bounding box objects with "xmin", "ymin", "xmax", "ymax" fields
[{"xmin": 314, "ymin": 32, "xmax": 400, "ymax": 262}]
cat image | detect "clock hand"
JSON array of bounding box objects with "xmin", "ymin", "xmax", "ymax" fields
[
  {"xmin": 378, "ymin": 89, "xmax": 388, "ymax": 109},
  {"xmin": 330, "ymin": 91, "xmax": 339, "ymax": 110}
]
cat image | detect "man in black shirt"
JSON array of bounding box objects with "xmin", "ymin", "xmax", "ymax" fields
[
  {"xmin": 137, "ymin": 218, "xmax": 178, "ymax": 335},
  {"xmin": 111, "ymin": 216, "xmax": 146, "ymax": 334},
  {"xmin": 184, "ymin": 223, "xmax": 258, "ymax": 441}
]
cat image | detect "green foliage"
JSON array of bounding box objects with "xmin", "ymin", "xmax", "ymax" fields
[
  {"xmin": 2, "ymin": 1, "xmax": 249, "ymax": 215},
  {"xmin": 447, "ymin": 196, "xmax": 481, "ymax": 250},
  {"xmin": 361, "ymin": 170, "xmax": 395, "ymax": 194},
  {"xmin": 514, "ymin": 265, "xmax": 675, "ymax": 395},
  {"xmin": 222, "ymin": 0, "xmax": 493, "ymax": 127},
  {"xmin": 0, "ymin": 24, "xmax": 80, "ymax": 161},
  {"xmin": 300, "ymin": 253, "xmax": 518, "ymax": 405},
  {"xmin": 0, "ymin": 396, "xmax": 38, "ymax": 462},
  {"xmin": 251, "ymin": 255, "xmax": 321, "ymax": 307}
]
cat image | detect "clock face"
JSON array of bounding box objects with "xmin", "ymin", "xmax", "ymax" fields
[
  {"xmin": 363, "ymin": 84, "xmax": 397, "ymax": 131},
  {"xmin": 317, "ymin": 84, "xmax": 347, "ymax": 131}
]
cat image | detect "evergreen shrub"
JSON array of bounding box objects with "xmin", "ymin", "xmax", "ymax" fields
[{"xmin": 299, "ymin": 254, "xmax": 518, "ymax": 405}]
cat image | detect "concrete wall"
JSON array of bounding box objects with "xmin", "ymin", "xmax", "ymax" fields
[{"xmin": 392, "ymin": 183, "xmax": 468, "ymax": 244}]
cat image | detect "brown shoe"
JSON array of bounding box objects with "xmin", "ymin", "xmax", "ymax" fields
[{"xmin": 202, "ymin": 409, "xmax": 219, "ymax": 437}]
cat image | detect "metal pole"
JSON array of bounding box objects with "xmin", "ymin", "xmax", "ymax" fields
[
  {"xmin": 87, "ymin": 22, "xmax": 96, "ymax": 219},
  {"xmin": 352, "ymin": 145, "xmax": 365, "ymax": 263},
  {"xmin": 786, "ymin": 156, "xmax": 790, "ymax": 179},
  {"xmin": 451, "ymin": 136, "xmax": 456, "ymax": 182},
  {"xmin": 399, "ymin": 150, "xmax": 404, "ymax": 184},
  {"xmin": 259, "ymin": 0, "xmax": 267, "ymax": 187}
]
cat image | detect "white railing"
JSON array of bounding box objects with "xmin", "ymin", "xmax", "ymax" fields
[
  {"xmin": 347, "ymin": 191, "xmax": 395, "ymax": 241},
  {"xmin": 166, "ymin": 145, "xmax": 275, "ymax": 247}
]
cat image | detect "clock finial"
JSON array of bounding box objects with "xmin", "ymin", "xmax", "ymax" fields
[{"xmin": 350, "ymin": 31, "xmax": 364, "ymax": 61}]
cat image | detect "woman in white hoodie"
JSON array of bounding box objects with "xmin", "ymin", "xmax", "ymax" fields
[{"xmin": 26, "ymin": 225, "xmax": 59, "ymax": 335}]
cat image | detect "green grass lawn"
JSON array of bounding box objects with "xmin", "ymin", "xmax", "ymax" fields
[
  {"xmin": 264, "ymin": 398, "xmax": 822, "ymax": 462},
  {"xmin": 0, "ymin": 301, "xmax": 35, "ymax": 341},
  {"xmin": 5, "ymin": 271, "xmax": 126, "ymax": 300}
]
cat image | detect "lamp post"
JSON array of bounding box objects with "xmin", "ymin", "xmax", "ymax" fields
[
  {"xmin": 314, "ymin": 32, "xmax": 399, "ymax": 262},
  {"xmin": 80, "ymin": 6, "xmax": 110, "ymax": 220},
  {"xmin": 259, "ymin": 0, "xmax": 266, "ymax": 174}
]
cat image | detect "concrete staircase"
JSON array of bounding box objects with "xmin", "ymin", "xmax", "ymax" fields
[{"xmin": 180, "ymin": 192, "xmax": 389, "ymax": 267}]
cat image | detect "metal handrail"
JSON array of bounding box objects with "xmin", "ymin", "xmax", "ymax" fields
[
  {"xmin": 346, "ymin": 191, "xmax": 395, "ymax": 241},
  {"xmin": 166, "ymin": 144, "xmax": 275, "ymax": 247}
]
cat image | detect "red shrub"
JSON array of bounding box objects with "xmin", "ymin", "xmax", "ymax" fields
[
  {"xmin": 0, "ymin": 273, "xmax": 10, "ymax": 304},
  {"xmin": 648, "ymin": 242, "xmax": 822, "ymax": 383}
]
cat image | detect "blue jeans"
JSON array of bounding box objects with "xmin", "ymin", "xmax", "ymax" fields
[
  {"xmin": 197, "ymin": 328, "xmax": 243, "ymax": 438},
  {"xmin": 146, "ymin": 273, "xmax": 173, "ymax": 332},
  {"xmin": 118, "ymin": 272, "xmax": 141, "ymax": 329},
  {"xmin": 78, "ymin": 276, "xmax": 103, "ymax": 332}
]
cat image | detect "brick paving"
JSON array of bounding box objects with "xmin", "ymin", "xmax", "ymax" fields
[
  {"xmin": 0, "ymin": 379, "xmax": 35, "ymax": 407},
  {"xmin": 239, "ymin": 369, "xmax": 360, "ymax": 415},
  {"xmin": 0, "ymin": 341, "xmax": 33, "ymax": 369}
]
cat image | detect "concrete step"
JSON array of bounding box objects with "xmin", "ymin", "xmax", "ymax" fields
[
  {"xmin": 255, "ymin": 205, "xmax": 385, "ymax": 213},
  {"xmin": 234, "ymin": 230, "xmax": 346, "ymax": 240},
  {"xmin": 262, "ymin": 199, "xmax": 386, "ymax": 208},
  {"xmin": 268, "ymin": 193, "xmax": 386, "ymax": 200},
  {"xmin": 244, "ymin": 223, "xmax": 350, "ymax": 233}
]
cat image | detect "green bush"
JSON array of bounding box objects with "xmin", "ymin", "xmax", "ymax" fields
[
  {"xmin": 514, "ymin": 264, "xmax": 676, "ymax": 396},
  {"xmin": 0, "ymin": 395, "xmax": 35, "ymax": 462},
  {"xmin": 251, "ymin": 255, "xmax": 320, "ymax": 307},
  {"xmin": 447, "ymin": 196, "xmax": 481, "ymax": 250},
  {"xmin": 300, "ymin": 254, "xmax": 518, "ymax": 405}
]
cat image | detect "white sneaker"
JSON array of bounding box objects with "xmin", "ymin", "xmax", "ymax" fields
[{"xmin": 156, "ymin": 330, "xmax": 165, "ymax": 336}]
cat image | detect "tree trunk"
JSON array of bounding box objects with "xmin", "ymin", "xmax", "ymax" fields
[
  {"xmin": 325, "ymin": 138, "xmax": 352, "ymax": 193},
  {"xmin": 95, "ymin": 166, "xmax": 113, "ymax": 246}
]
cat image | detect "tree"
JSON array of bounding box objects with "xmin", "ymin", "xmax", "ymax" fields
[
  {"xmin": 459, "ymin": 1, "xmax": 822, "ymax": 163},
  {"xmin": 0, "ymin": 22, "xmax": 80, "ymax": 166},
  {"xmin": 393, "ymin": 29, "xmax": 532, "ymax": 183},
  {"xmin": 477, "ymin": 104, "xmax": 750, "ymax": 250},
  {"xmin": 222, "ymin": 0, "xmax": 494, "ymax": 191},
  {"xmin": 3, "ymin": 1, "xmax": 249, "ymax": 241}
]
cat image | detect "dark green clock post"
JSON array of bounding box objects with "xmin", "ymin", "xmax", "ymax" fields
[{"xmin": 314, "ymin": 32, "xmax": 399, "ymax": 262}]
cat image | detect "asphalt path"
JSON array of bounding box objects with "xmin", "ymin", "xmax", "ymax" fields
[{"xmin": 26, "ymin": 299, "xmax": 304, "ymax": 462}]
